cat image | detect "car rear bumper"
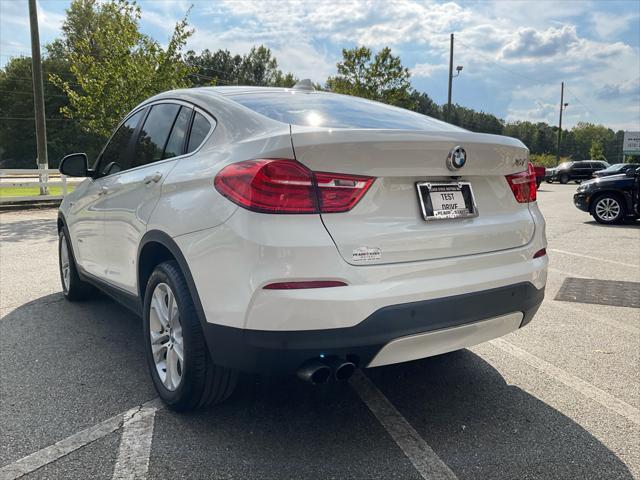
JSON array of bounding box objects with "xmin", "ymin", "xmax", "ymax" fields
[{"xmin": 201, "ymin": 282, "xmax": 544, "ymax": 374}]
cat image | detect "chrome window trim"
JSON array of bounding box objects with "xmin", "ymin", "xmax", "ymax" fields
[{"xmin": 92, "ymin": 99, "xmax": 217, "ymax": 180}]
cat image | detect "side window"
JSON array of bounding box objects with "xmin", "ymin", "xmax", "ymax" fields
[
  {"xmin": 186, "ymin": 112, "xmax": 212, "ymax": 153},
  {"xmin": 132, "ymin": 104, "xmax": 181, "ymax": 168},
  {"xmin": 163, "ymin": 107, "xmax": 193, "ymax": 159},
  {"xmin": 97, "ymin": 109, "xmax": 145, "ymax": 176}
]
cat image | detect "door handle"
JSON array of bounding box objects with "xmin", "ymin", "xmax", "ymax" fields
[
  {"xmin": 98, "ymin": 186, "xmax": 110, "ymax": 196},
  {"xmin": 143, "ymin": 172, "xmax": 163, "ymax": 184}
]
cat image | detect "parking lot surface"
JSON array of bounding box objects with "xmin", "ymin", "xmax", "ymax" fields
[{"xmin": 1, "ymin": 182, "xmax": 638, "ymax": 479}]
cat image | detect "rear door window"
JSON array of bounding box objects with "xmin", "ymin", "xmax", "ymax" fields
[
  {"xmin": 186, "ymin": 112, "xmax": 211, "ymax": 153},
  {"xmin": 132, "ymin": 104, "xmax": 181, "ymax": 168},
  {"xmin": 163, "ymin": 107, "xmax": 193, "ymax": 159},
  {"xmin": 97, "ymin": 109, "xmax": 146, "ymax": 176}
]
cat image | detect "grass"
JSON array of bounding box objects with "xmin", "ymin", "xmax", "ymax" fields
[{"xmin": 0, "ymin": 186, "xmax": 74, "ymax": 197}]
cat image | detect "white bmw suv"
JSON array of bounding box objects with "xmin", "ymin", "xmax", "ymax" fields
[{"xmin": 58, "ymin": 84, "xmax": 547, "ymax": 411}]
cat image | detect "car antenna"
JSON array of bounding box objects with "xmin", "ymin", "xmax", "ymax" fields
[{"xmin": 292, "ymin": 79, "xmax": 315, "ymax": 91}]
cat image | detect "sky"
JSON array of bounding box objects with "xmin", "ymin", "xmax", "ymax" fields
[{"xmin": 1, "ymin": 0, "xmax": 639, "ymax": 131}]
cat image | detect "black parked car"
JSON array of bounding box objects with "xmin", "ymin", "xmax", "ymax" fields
[
  {"xmin": 546, "ymin": 160, "xmax": 610, "ymax": 184},
  {"xmin": 592, "ymin": 163, "xmax": 640, "ymax": 178},
  {"xmin": 573, "ymin": 167, "xmax": 640, "ymax": 224}
]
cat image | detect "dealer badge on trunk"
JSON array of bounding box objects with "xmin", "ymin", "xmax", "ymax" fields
[{"xmin": 446, "ymin": 146, "xmax": 467, "ymax": 171}]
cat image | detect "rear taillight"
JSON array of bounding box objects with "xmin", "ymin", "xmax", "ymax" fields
[
  {"xmin": 214, "ymin": 159, "xmax": 374, "ymax": 214},
  {"xmin": 505, "ymin": 163, "xmax": 537, "ymax": 203}
]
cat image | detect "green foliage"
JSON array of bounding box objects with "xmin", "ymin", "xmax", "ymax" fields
[
  {"xmin": 529, "ymin": 153, "xmax": 570, "ymax": 167},
  {"xmin": 589, "ymin": 139, "xmax": 606, "ymax": 160},
  {"xmin": 0, "ymin": 56, "xmax": 103, "ymax": 167},
  {"xmin": 50, "ymin": 0, "xmax": 194, "ymax": 137},
  {"xmin": 186, "ymin": 46, "xmax": 297, "ymax": 87},
  {"xmin": 326, "ymin": 47, "xmax": 414, "ymax": 108}
]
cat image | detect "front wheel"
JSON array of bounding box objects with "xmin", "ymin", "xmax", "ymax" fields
[
  {"xmin": 591, "ymin": 195, "xmax": 626, "ymax": 224},
  {"xmin": 59, "ymin": 230, "xmax": 96, "ymax": 300},
  {"xmin": 143, "ymin": 260, "xmax": 238, "ymax": 411}
]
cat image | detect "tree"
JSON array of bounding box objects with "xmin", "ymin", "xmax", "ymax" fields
[
  {"xmin": 186, "ymin": 48, "xmax": 243, "ymax": 86},
  {"xmin": 571, "ymin": 122, "xmax": 614, "ymax": 160},
  {"xmin": 589, "ymin": 139, "xmax": 606, "ymax": 160},
  {"xmin": 50, "ymin": 0, "xmax": 194, "ymax": 137},
  {"xmin": 186, "ymin": 45, "xmax": 296, "ymax": 87},
  {"xmin": 410, "ymin": 91, "xmax": 441, "ymax": 119},
  {"xmin": 326, "ymin": 46, "xmax": 414, "ymax": 108},
  {"xmin": 0, "ymin": 56, "xmax": 103, "ymax": 167}
]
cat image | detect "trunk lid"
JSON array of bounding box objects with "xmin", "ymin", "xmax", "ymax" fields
[{"xmin": 290, "ymin": 127, "xmax": 535, "ymax": 265}]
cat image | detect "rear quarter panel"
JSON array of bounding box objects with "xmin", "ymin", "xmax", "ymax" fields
[{"xmin": 146, "ymin": 95, "xmax": 296, "ymax": 238}]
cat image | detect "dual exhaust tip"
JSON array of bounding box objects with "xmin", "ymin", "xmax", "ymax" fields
[{"xmin": 297, "ymin": 357, "xmax": 356, "ymax": 385}]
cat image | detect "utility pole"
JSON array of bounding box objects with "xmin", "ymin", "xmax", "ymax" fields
[
  {"xmin": 556, "ymin": 81, "xmax": 565, "ymax": 166},
  {"xmin": 446, "ymin": 33, "xmax": 454, "ymax": 123},
  {"xmin": 28, "ymin": 0, "xmax": 49, "ymax": 194}
]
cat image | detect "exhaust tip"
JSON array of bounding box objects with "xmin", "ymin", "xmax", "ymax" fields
[
  {"xmin": 297, "ymin": 360, "xmax": 332, "ymax": 385},
  {"xmin": 335, "ymin": 361, "xmax": 356, "ymax": 381},
  {"xmin": 311, "ymin": 366, "xmax": 332, "ymax": 384}
]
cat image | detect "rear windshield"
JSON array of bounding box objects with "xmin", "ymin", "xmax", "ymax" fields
[
  {"xmin": 601, "ymin": 163, "xmax": 625, "ymax": 172},
  {"xmin": 227, "ymin": 91, "xmax": 463, "ymax": 131}
]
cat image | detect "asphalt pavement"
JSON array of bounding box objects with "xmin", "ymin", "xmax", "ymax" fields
[{"xmin": 1, "ymin": 182, "xmax": 638, "ymax": 479}]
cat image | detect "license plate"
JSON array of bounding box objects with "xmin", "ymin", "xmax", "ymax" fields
[{"xmin": 416, "ymin": 182, "xmax": 477, "ymax": 221}]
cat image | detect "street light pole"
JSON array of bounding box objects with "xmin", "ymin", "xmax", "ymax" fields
[
  {"xmin": 556, "ymin": 81, "xmax": 565, "ymax": 166},
  {"xmin": 446, "ymin": 33, "xmax": 454, "ymax": 123},
  {"xmin": 28, "ymin": 0, "xmax": 49, "ymax": 194}
]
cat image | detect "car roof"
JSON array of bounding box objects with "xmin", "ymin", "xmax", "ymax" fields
[{"xmin": 204, "ymin": 86, "xmax": 294, "ymax": 96}]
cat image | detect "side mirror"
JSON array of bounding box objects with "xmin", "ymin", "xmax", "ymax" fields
[
  {"xmin": 59, "ymin": 153, "xmax": 89, "ymax": 177},
  {"xmin": 628, "ymin": 167, "xmax": 640, "ymax": 177}
]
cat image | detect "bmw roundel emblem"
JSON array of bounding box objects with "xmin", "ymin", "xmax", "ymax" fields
[{"xmin": 446, "ymin": 146, "xmax": 467, "ymax": 171}]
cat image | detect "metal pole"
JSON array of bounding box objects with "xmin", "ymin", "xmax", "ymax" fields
[
  {"xmin": 28, "ymin": 0, "xmax": 49, "ymax": 194},
  {"xmin": 556, "ymin": 81, "xmax": 564, "ymax": 166},
  {"xmin": 446, "ymin": 33, "xmax": 454, "ymax": 123}
]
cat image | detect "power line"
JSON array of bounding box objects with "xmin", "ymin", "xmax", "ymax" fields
[
  {"xmin": 455, "ymin": 39, "xmax": 557, "ymax": 87},
  {"xmin": 564, "ymin": 85, "xmax": 607, "ymax": 126}
]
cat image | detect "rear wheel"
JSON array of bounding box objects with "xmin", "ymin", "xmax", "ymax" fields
[
  {"xmin": 143, "ymin": 261, "xmax": 238, "ymax": 411},
  {"xmin": 58, "ymin": 230, "xmax": 96, "ymax": 300},
  {"xmin": 591, "ymin": 194, "xmax": 626, "ymax": 224},
  {"xmin": 559, "ymin": 173, "xmax": 569, "ymax": 184}
]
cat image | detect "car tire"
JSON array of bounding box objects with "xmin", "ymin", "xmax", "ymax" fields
[
  {"xmin": 58, "ymin": 230, "xmax": 97, "ymax": 301},
  {"xmin": 143, "ymin": 260, "xmax": 238, "ymax": 411},
  {"xmin": 590, "ymin": 194, "xmax": 626, "ymax": 225},
  {"xmin": 559, "ymin": 173, "xmax": 569, "ymax": 184}
]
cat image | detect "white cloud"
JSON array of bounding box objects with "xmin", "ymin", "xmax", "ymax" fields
[
  {"xmin": 597, "ymin": 77, "xmax": 640, "ymax": 100},
  {"xmin": 506, "ymin": 101, "xmax": 558, "ymax": 124},
  {"xmin": 591, "ymin": 12, "xmax": 639, "ymax": 39},
  {"xmin": 500, "ymin": 25, "xmax": 580, "ymax": 60},
  {"xmin": 411, "ymin": 63, "xmax": 447, "ymax": 78}
]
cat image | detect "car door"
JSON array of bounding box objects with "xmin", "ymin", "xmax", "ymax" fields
[
  {"xmin": 99, "ymin": 103, "xmax": 194, "ymax": 293},
  {"xmin": 67, "ymin": 109, "xmax": 145, "ymax": 279}
]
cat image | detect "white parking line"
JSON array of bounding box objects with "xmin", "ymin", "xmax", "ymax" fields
[
  {"xmin": 551, "ymin": 300, "xmax": 640, "ymax": 335},
  {"xmin": 350, "ymin": 370, "xmax": 458, "ymax": 480},
  {"xmin": 549, "ymin": 248, "xmax": 638, "ymax": 268},
  {"xmin": 490, "ymin": 339, "xmax": 640, "ymax": 426},
  {"xmin": 112, "ymin": 406, "xmax": 158, "ymax": 480},
  {"xmin": 0, "ymin": 399, "xmax": 162, "ymax": 480}
]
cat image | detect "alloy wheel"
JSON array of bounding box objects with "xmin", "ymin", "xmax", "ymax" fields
[
  {"xmin": 149, "ymin": 282, "xmax": 184, "ymax": 391},
  {"xmin": 60, "ymin": 236, "xmax": 70, "ymax": 292},
  {"xmin": 595, "ymin": 197, "xmax": 620, "ymax": 222}
]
